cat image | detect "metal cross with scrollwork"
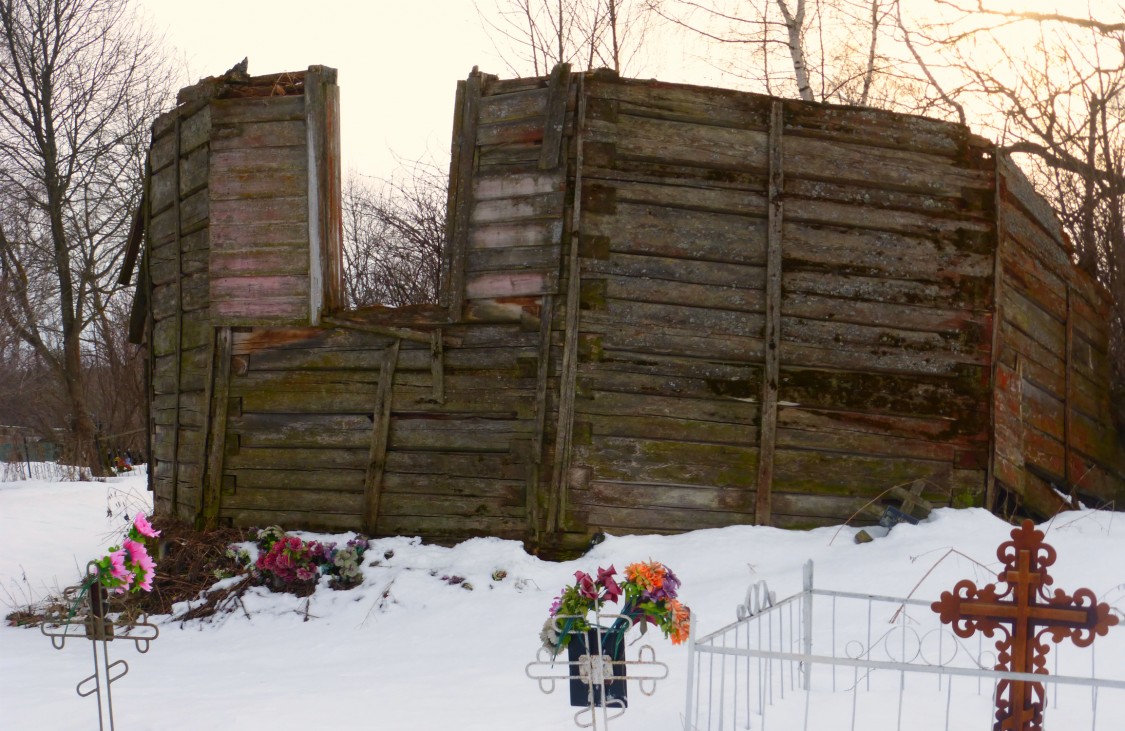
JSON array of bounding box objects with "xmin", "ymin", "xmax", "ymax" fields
[
  {"xmin": 526, "ymin": 610, "xmax": 670, "ymax": 729},
  {"xmin": 40, "ymin": 562, "xmax": 160, "ymax": 731},
  {"xmin": 932, "ymin": 520, "xmax": 1118, "ymax": 731}
]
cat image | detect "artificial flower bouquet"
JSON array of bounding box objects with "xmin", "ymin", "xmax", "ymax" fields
[
  {"xmin": 541, "ymin": 560, "xmax": 691, "ymax": 656},
  {"xmin": 92, "ymin": 513, "xmax": 161, "ymax": 595}
]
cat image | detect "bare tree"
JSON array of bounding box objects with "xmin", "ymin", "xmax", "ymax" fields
[
  {"xmin": 479, "ymin": 0, "xmax": 654, "ymax": 76},
  {"xmin": 650, "ymin": 0, "xmax": 900, "ymax": 105},
  {"xmin": 0, "ymin": 0, "xmax": 169, "ymax": 472},
  {"xmin": 342, "ymin": 162, "xmax": 447, "ymax": 309}
]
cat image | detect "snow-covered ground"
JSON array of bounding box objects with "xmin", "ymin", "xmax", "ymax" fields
[{"xmin": 2, "ymin": 469, "xmax": 1124, "ymax": 730}]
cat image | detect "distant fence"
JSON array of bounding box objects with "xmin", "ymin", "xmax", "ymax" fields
[{"xmin": 685, "ymin": 562, "xmax": 1125, "ymax": 730}]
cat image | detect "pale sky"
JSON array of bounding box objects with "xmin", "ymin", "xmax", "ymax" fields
[
  {"xmin": 136, "ymin": 0, "xmax": 508, "ymax": 180},
  {"xmin": 134, "ymin": 0, "xmax": 1123, "ymax": 182}
]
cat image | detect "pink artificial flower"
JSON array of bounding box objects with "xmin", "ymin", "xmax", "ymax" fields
[
  {"xmin": 107, "ymin": 548, "xmax": 134, "ymax": 593},
  {"xmin": 125, "ymin": 540, "xmax": 157, "ymax": 592},
  {"xmin": 133, "ymin": 513, "xmax": 160, "ymax": 539}
]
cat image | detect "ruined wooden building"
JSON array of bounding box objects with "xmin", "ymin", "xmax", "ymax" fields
[{"xmin": 126, "ymin": 64, "xmax": 1125, "ymax": 554}]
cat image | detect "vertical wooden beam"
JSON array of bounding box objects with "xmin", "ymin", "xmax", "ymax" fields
[
  {"xmin": 548, "ymin": 74, "xmax": 587, "ymax": 534},
  {"xmin": 1064, "ymin": 285, "xmax": 1074, "ymax": 490},
  {"xmin": 142, "ymin": 154, "xmax": 155, "ymax": 497},
  {"xmin": 528, "ymin": 294, "xmax": 556, "ymax": 540},
  {"xmin": 430, "ymin": 329, "xmax": 445, "ymax": 404},
  {"xmin": 755, "ymin": 101, "xmax": 784, "ymax": 527},
  {"xmin": 539, "ymin": 63, "xmax": 571, "ymax": 170},
  {"xmin": 201, "ymin": 326, "xmax": 232, "ymax": 528},
  {"xmin": 985, "ymin": 150, "xmax": 1005, "ymax": 512},
  {"xmin": 444, "ymin": 70, "xmax": 482, "ymax": 322},
  {"xmin": 364, "ymin": 339, "xmax": 401, "ymax": 533},
  {"xmin": 305, "ymin": 66, "xmax": 342, "ymax": 323},
  {"xmin": 170, "ymin": 115, "xmax": 184, "ymax": 518}
]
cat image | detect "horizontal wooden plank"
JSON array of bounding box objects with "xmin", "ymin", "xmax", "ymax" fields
[
  {"xmin": 210, "ymin": 298, "xmax": 309, "ymax": 326},
  {"xmin": 587, "ymin": 77, "xmax": 771, "ymax": 131},
  {"xmin": 464, "ymin": 271, "xmax": 556, "ymax": 298},
  {"xmin": 466, "ymin": 244, "xmax": 559, "ymax": 272},
  {"xmin": 382, "ymin": 472, "xmax": 526, "ymax": 500},
  {"xmin": 372, "ymin": 514, "xmax": 527, "ymax": 541},
  {"xmin": 778, "ymin": 366, "xmax": 989, "ymax": 426},
  {"xmin": 469, "ymin": 220, "xmax": 562, "ymax": 249},
  {"xmin": 781, "ymin": 315, "xmax": 989, "ymax": 366},
  {"xmin": 783, "ymin": 221, "xmax": 994, "ymax": 281},
  {"xmin": 578, "ymin": 358, "xmax": 762, "ymax": 399},
  {"xmin": 579, "ymin": 412, "xmax": 756, "ymax": 445},
  {"xmin": 226, "ymin": 447, "xmax": 367, "ymax": 471},
  {"xmin": 784, "ymin": 135, "xmax": 992, "ymax": 196},
  {"xmin": 478, "ymin": 87, "xmax": 549, "ymax": 124},
  {"xmin": 783, "ymin": 270, "xmax": 989, "ymax": 312},
  {"xmin": 783, "ymin": 99, "xmax": 971, "ymax": 157},
  {"xmin": 218, "ymin": 508, "xmax": 362, "ymax": 532},
  {"xmin": 583, "ymin": 323, "xmax": 766, "ymax": 364},
  {"xmin": 594, "ymin": 275, "xmax": 764, "ymax": 314},
  {"xmin": 210, "ymin": 119, "xmax": 306, "ymax": 150},
  {"xmin": 568, "ymin": 502, "xmax": 756, "ymax": 533},
  {"xmin": 584, "ymin": 204, "xmax": 767, "ymax": 264},
  {"xmin": 210, "ymin": 248, "xmax": 308, "ymax": 278},
  {"xmin": 471, "ymin": 191, "xmax": 565, "ymax": 225},
  {"xmin": 209, "ymin": 222, "xmax": 309, "ymax": 249},
  {"xmin": 473, "ymin": 171, "xmax": 564, "ymax": 200},
  {"xmin": 378, "ymin": 494, "xmax": 524, "ymax": 518},
  {"xmin": 586, "ymin": 114, "xmax": 770, "ymax": 171},
  {"xmin": 230, "ymin": 468, "xmax": 366, "ymax": 491},
  {"xmin": 476, "ymin": 117, "xmax": 546, "ymax": 146},
  {"xmin": 211, "ymin": 145, "xmax": 308, "ymax": 174},
  {"xmin": 210, "ymin": 95, "xmax": 305, "ymax": 125},
  {"xmin": 211, "ymin": 197, "xmax": 308, "ymax": 225},
  {"xmin": 209, "ymin": 170, "xmax": 306, "ymax": 200},
  {"xmin": 223, "ymin": 488, "xmax": 365, "ymax": 514},
  {"xmin": 584, "ymin": 252, "xmax": 765, "ymax": 289},
  {"xmin": 583, "ymin": 480, "xmax": 755, "ymax": 513},
  {"xmin": 771, "ymin": 448, "xmax": 983, "ymax": 497},
  {"xmin": 574, "ymin": 436, "xmax": 758, "ymax": 486},
  {"xmin": 383, "ymin": 451, "xmax": 528, "ymax": 480}
]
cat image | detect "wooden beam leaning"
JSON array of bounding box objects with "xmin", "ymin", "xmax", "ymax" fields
[
  {"xmin": 201, "ymin": 326, "xmax": 233, "ymax": 528},
  {"xmin": 985, "ymin": 149, "xmax": 1004, "ymax": 512},
  {"xmin": 143, "ymin": 156, "xmax": 155, "ymax": 496},
  {"xmin": 170, "ymin": 114, "xmax": 184, "ymax": 518},
  {"xmin": 1064, "ymin": 285, "xmax": 1073, "ymax": 489},
  {"xmin": 305, "ymin": 66, "xmax": 343, "ymax": 319},
  {"xmin": 548, "ymin": 74, "xmax": 587, "ymax": 534},
  {"xmin": 445, "ymin": 70, "xmax": 482, "ymax": 321},
  {"xmin": 430, "ymin": 328, "xmax": 445, "ymax": 404},
  {"xmin": 539, "ymin": 63, "xmax": 571, "ymax": 170},
  {"xmin": 755, "ymin": 101, "xmax": 784, "ymax": 526},
  {"xmin": 364, "ymin": 339, "xmax": 401, "ymax": 533}
]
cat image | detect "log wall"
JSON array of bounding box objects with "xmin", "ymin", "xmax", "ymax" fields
[
  {"xmin": 136, "ymin": 65, "xmax": 1124, "ymax": 552},
  {"xmin": 992, "ymin": 160, "xmax": 1125, "ymax": 514},
  {"xmin": 143, "ymin": 67, "xmax": 343, "ymax": 525}
]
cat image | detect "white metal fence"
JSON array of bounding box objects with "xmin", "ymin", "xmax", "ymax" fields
[{"xmin": 685, "ymin": 561, "xmax": 1125, "ymax": 730}]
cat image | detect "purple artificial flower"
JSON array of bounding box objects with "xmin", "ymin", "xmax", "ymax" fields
[{"xmin": 549, "ymin": 595, "xmax": 562, "ymax": 616}]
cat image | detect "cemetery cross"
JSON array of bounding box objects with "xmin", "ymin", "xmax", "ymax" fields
[{"xmin": 932, "ymin": 520, "xmax": 1117, "ymax": 731}]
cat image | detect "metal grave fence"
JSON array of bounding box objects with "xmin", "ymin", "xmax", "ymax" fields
[{"xmin": 684, "ymin": 561, "xmax": 1125, "ymax": 730}]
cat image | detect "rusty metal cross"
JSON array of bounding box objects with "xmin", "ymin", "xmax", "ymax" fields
[{"xmin": 932, "ymin": 520, "xmax": 1117, "ymax": 731}]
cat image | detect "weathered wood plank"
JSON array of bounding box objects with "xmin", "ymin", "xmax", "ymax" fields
[
  {"xmin": 210, "ymin": 119, "xmax": 306, "ymax": 150},
  {"xmin": 364, "ymin": 340, "xmax": 400, "ymax": 532},
  {"xmin": 211, "ymin": 145, "xmax": 308, "ymax": 174},
  {"xmin": 584, "ymin": 206, "xmax": 767, "ymax": 264},
  {"xmin": 209, "ymin": 170, "xmax": 306, "ymax": 201},
  {"xmin": 478, "ymin": 87, "xmax": 549, "ymax": 125},
  {"xmin": 469, "ymin": 220, "xmax": 563, "ymax": 249},
  {"xmin": 540, "ymin": 63, "xmax": 571, "ymax": 169},
  {"xmin": 210, "ymin": 95, "xmax": 305, "ymax": 125},
  {"xmin": 211, "ymin": 197, "xmax": 308, "ymax": 225}
]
